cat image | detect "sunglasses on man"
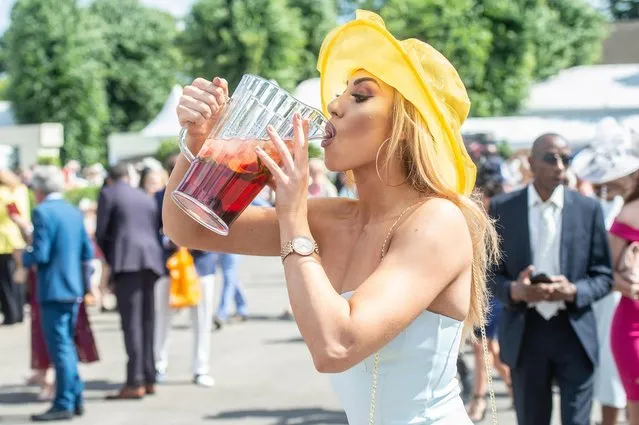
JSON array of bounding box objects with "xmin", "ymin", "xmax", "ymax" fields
[{"xmin": 540, "ymin": 153, "xmax": 571, "ymax": 166}]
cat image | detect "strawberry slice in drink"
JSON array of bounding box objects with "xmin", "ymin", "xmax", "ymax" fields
[
  {"xmin": 226, "ymin": 149, "xmax": 259, "ymax": 174},
  {"xmin": 198, "ymin": 137, "xmax": 294, "ymax": 174},
  {"xmin": 198, "ymin": 138, "xmax": 258, "ymax": 174},
  {"xmin": 258, "ymin": 138, "xmax": 295, "ymax": 165},
  {"xmin": 222, "ymin": 138, "xmax": 295, "ymax": 174}
]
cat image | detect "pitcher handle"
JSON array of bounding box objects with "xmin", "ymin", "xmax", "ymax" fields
[{"xmin": 179, "ymin": 127, "xmax": 195, "ymax": 163}]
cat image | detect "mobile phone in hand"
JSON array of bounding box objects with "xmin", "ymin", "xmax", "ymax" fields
[
  {"xmin": 6, "ymin": 202, "xmax": 20, "ymax": 216},
  {"xmin": 530, "ymin": 273, "xmax": 552, "ymax": 285}
]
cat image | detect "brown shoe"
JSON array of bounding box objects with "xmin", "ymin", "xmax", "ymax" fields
[
  {"xmin": 105, "ymin": 386, "xmax": 145, "ymax": 400},
  {"xmin": 144, "ymin": 384, "xmax": 155, "ymax": 395}
]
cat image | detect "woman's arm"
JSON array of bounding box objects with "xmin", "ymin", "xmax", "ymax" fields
[
  {"xmin": 609, "ymin": 204, "xmax": 639, "ymax": 298},
  {"xmin": 280, "ymin": 199, "xmax": 472, "ymax": 373},
  {"xmin": 164, "ymin": 154, "xmax": 341, "ymax": 256},
  {"xmin": 9, "ymin": 212, "xmax": 33, "ymax": 244},
  {"xmin": 15, "ymin": 185, "xmax": 31, "ymax": 221}
]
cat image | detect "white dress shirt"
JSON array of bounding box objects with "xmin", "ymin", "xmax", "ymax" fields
[{"xmin": 527, "ymin": 184, "xmax": 566, "ymax": 319}]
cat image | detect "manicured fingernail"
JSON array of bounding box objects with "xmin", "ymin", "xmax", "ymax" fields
[
  {"xmin": 267, "ymin": 125, "xmax": 274, "ymax": 132},
  {"xmin": 213, "ymin": 77, "xmax": 220, "ymax": 84}
]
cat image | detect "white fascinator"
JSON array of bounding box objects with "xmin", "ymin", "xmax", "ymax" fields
[{"xmin": 571, "ymin": 117, "xmax": 639, "ymax": 184}]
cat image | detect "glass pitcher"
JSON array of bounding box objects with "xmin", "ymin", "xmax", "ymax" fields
[{"xmin": 172, "ymin": 74, "xmax": 328, "ymax": 236}]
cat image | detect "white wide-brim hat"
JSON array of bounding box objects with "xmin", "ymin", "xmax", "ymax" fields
[{"xmin": 572, "ymin": 117, "xmax": 639, "ymax": 184}]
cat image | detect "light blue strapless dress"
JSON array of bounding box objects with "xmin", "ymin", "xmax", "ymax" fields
[{"xmin": 330, "ymin": 291, "xmax": 472, "ymax": 425}]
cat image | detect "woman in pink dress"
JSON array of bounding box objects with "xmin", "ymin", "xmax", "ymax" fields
[{"xmin": 610, "ymin": 182, "xmax": 639, "ymax": 425}]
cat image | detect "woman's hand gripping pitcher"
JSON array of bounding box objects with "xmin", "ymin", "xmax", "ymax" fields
[{"xmin": 173, "ymin": 75, "xmax": 327, "ymax": 236}]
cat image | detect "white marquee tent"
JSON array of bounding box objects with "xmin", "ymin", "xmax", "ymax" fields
[
  {"xmin": 0, "ymin": 101, "xmax": 64, "ymax": 169},
  {"xmin": 464, "ymin": 64, "xmax": 639, "ymax": 148},
  {"xmin": 293, "ymin": 77, "xmax": 322, "ymax": 111},
  {"xmin": 107, "ymin": 85, "xmax": 183, "ymax": 164}
]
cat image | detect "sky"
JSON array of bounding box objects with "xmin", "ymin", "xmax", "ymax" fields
[
  {"xmin": 0, "ymin": 0, "xmax": 608, "ymax": 35},
  {"xmin": 0, "ymin": 0, "xmax": 198, "ymax": 34}
]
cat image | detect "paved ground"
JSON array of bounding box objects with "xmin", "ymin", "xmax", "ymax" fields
[{"xmin": 0, "ymin": 255, "xmax": 609, "ymax": 424}]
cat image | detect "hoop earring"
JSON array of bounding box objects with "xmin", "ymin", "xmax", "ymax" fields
[{"xmin": 375, "ymin": 138, "xmax": 409, "ymax": 187}]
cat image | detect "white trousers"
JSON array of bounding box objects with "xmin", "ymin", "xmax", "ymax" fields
[{"xmin": 154, "ymin": 274, "xmax": 216, "ymax": 376}]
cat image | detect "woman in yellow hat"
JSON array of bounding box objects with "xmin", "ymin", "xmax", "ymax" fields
[{"xmin": 164, "ymin": 10, "xmax": 499, "ymax": 424}]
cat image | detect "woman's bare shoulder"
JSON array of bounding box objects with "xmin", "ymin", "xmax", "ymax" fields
[
  {"xmin": 409, "ymin": 197, "xmax": 468, "ymax": 230},
  {"xmin": 395, "ymin": 197, "xmax": 472, "ymax": 257},
  {"xmin": 617, "ymin": 200, "xmax": 639, "ymax": 228}
]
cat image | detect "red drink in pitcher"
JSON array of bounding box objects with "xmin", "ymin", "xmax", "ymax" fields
[{"xmin": 173, "ymin": 137, "xmax": 292, "ymax": 235}]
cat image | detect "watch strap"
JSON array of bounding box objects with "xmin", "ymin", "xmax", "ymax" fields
[{"xmin": 280, "ymin": 238, "xmax": 319, "ymax": 263}]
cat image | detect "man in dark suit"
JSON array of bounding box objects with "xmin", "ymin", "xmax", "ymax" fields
[
  {"xmin": 489, "ymin": 134, "xmax": 613, "ymax": 425},
  {"xmin": 97, "ymin": 163, "xmax": 163, "ymax": 399},
  {"xmin": 18, "ymin": 166, "xmax": 94, "ymax": 422}
]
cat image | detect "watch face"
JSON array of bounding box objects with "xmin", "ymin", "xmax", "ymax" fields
[{"xmin": 292, "ymin": 236, "xmax": 315, "ymax": 256}]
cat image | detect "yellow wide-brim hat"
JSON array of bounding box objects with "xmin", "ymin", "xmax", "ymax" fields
[{"xmin": 316, "ymin": 10, "xmax": 476, "ymax": 196}]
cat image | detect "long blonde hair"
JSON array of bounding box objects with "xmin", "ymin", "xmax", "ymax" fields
[{"xmin": 382, "ymin": 93, "xmax": 501, "ymax": 333}]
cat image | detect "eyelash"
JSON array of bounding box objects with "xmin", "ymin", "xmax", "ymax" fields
[{"xmin": 334, "ymin": 93, "xmax": 370, "ymax": 103}]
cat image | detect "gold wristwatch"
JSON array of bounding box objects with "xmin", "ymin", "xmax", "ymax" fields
[{"xmin": 281, "ymin": 236, "xmax": 319, "ymax": 263}]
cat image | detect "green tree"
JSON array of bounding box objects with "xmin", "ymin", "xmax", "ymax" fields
[
  {"xmin": 288, "ymin": 0, "xmax": 338, "ymax": 81},
  {"xmin": 90, "ymin": 0, "xmax": 181, "ymax": 133},
  {"xmin": 370, "ymin": 0, "xmax": 606, "ymax": 116},
  {"xmin": 155, "ymin": 138, "xmax": 179, "ymax": 164},
  {"xmin": 381, "ymin": 0, "xmax": 499, "ymax": 116},
  {"xmin": 5, "ymin": 0, "xmax": 109, "ymax": 164},
  {"xmin": 609, "ymin": 0, "xmax": 639, "ymax": 20},
  {"xmin": 0, "ymin": 35, "xmax": 6, "ymax": 74},
  {"xmin": 0, "ymin": 77, "xmax": 9, "ymax": 101},
  {"xmin": 308, "ymin": 142, "xmax": 323, "ymax": 159},
  {"xmin": 472, "ymin": 0, "xmax": 538, "ymax": 116},
  {"xmin": 180, "ymin": 0, "xmax": 306, "ymax": 92},
  {"xmin": 532, "ymin": 0, "xmax": 608, "ymax": 80}
]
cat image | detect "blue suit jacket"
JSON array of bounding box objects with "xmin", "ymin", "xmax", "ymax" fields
[
  {"xmin": 23, "ymin": 197, "xmax": 94, "ymax": 304},
  {"xmin": 488, "ymin": 187, "xmax": 613, "ymax": 367}
]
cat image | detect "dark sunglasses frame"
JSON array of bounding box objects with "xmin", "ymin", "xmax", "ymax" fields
[{"xmin": 540, "ymin": 152, "xmax": 571, "ymax": 166}]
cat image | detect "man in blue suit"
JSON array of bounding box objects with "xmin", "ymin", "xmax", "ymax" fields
[
  {"xmin": 489, "ymin": 134, "xmax": 613, "ymax": 425},
  {"xmin": 20, "ymin": 166, "xmax": 94, "ymax": 422}
]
